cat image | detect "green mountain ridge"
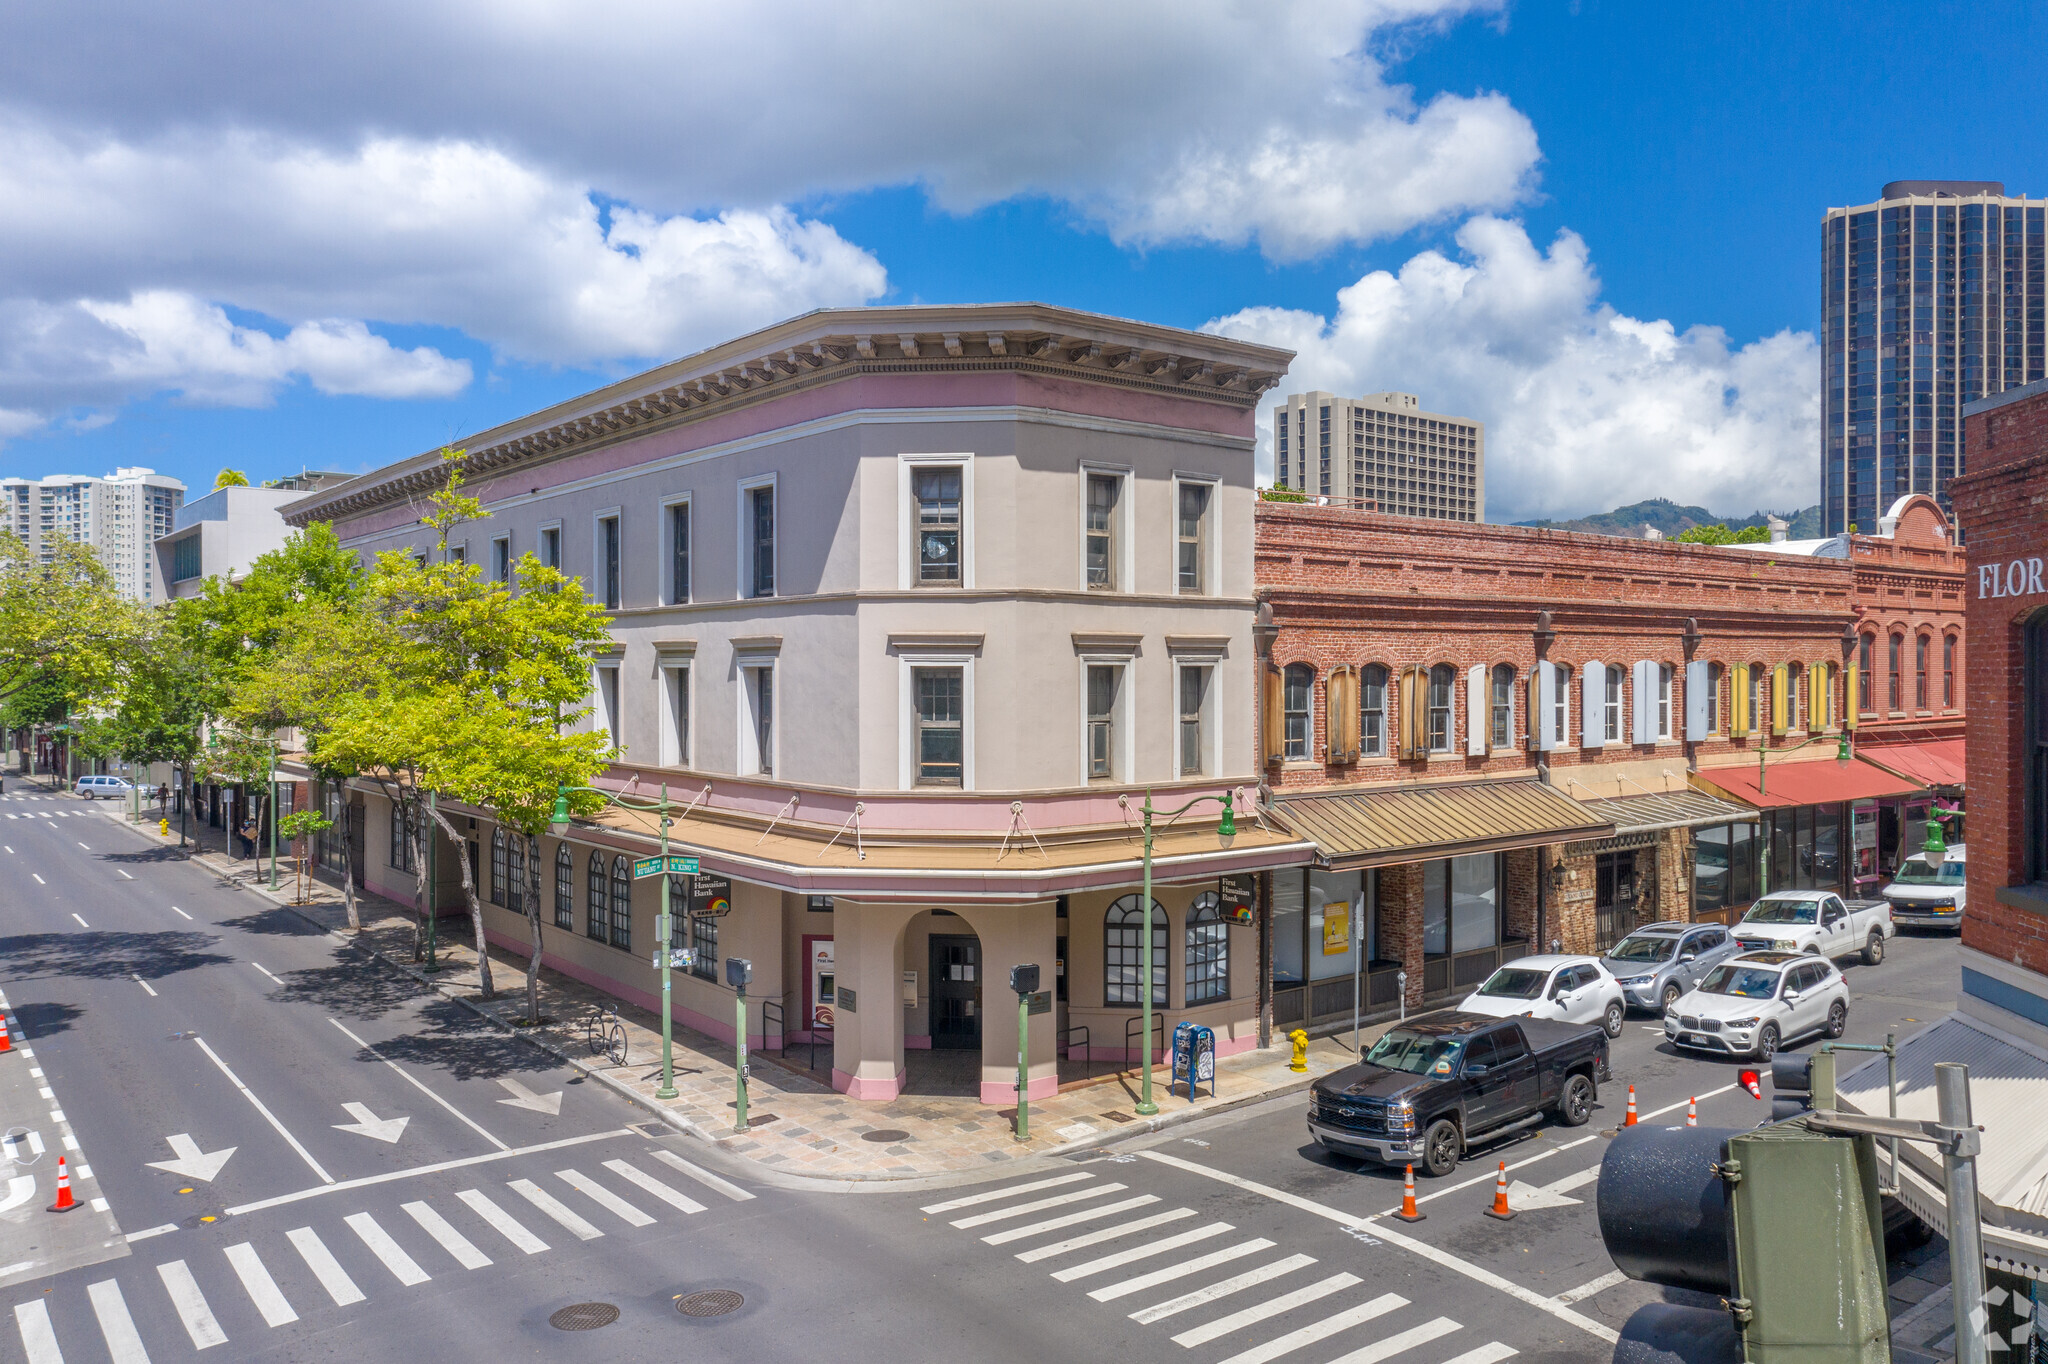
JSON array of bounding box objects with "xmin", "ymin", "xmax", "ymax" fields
[{"xmin": 1514, "ymin": 498, "xmax": 1825, "ymax": 540}]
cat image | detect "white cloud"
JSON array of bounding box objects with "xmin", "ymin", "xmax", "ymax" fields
[{"xmin": 1210, "ymin": 217, "xmax": 1820, "ymax": 522}]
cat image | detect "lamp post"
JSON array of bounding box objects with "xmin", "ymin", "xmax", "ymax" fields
[
  {"xmin": 552, "ymin": 782, "xmax": 687, "ymax": 1101},
  {"xmin": 207, "ymin": 730, "xmax": 279, "ymax": 883},
  {"xmin": 1133, "ymin": 789, "xmax": 1236, "ymax": 1118},
  {"xmin": 1755, "ymin": 730, "xmax": 1853, "ymax": 895}
]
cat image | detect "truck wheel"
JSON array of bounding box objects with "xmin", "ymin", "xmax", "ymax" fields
[
  {"xmin": 1554, "ymin": 1073, "xmax": 1595, "ymax": 1127},
  {"xmin": 1602, "ymin": 1001, "xmax": 1625, "ymax": 1038},
  {"xmin": 1825, "ymin": 1001, "xmax": 1847, "ymax": 1038},
  {"xmin": 1862, "ymin": 933, "xmax": 1884, "ymax": 966},
  {"xmin": 1754, "ymin": 1024, "xmax": 1780, "ymax": 1062},
  {"xmin": 1420, "ymin": 1120, "xmax": 1460, "ymax": 1177}
]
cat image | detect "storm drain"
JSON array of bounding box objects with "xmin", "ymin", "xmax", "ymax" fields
[
  {"xmin": 676, "ymin": 1290, "xmax": 745, "ymax": 1318},
  {"xmin": 550, "ymin": 1303, "xmax": 620, "ymax": 1331},
  {"xmin": 859, "ymin": 1129, "xmax": 911, "ymax": 1144}
]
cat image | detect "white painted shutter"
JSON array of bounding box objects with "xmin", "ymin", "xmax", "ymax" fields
[
  {"xmin": 1685, "ymin": 660, "xmax": 1711, "ymax": 741},
  {"xmin": 1536, "ymin": 663, "xmax": 1558, "ymax": 752},
  {"xmin": 1631, "ymin": 660, "xmax": 1656, "ymax": 745},
  {"xmin": 1581, "ymin": 661, "xmax": 1604, "ymax": 749},
  {"xmin": 1467, "ymin": 664, "xmax": 1486, "ymax": 755}
]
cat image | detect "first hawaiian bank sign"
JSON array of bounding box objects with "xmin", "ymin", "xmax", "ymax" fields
[{"xmin": 1980, "ymin": 556, "xmax": 2048, "ymax": 600}]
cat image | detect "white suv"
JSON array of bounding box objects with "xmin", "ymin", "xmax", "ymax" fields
[
  {"xmin": 74, "ymin": 775, "xmax": 134, "ymax": 800},
  {"xmin": 1664, "ymin": 951, "xmax": 1850, "ymax": 1061}
]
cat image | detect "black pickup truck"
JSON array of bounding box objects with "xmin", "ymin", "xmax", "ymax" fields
[{"xmin": 1307, "ymin": 1013, "xmax": 1612, "ymax": 1177}]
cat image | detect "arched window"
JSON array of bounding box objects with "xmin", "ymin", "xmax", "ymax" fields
[
  {"xmin": 1360, "ymin": 664, "xmax": 1388, "ymax": 757},
  {"xmin": 1185, "ymin": 892, "xmax": 1229, "ymax": 1004},
  {"xmin": 1104, "ymin": 895, "xmax": 1167, "ymax": 1007},
  {"xmin": 691, "ymin": 912, "xmax": 719, "ymax": 980},
  {"xmin": 1888, "ymin": 633, "xmax": 1903, "ymax": 712},
  {"xmin": 1282, "ymin": 665, "xmax": 1314, "ymax": 761},
  {"xmin": 1915, "ymin": 634, "xmax": 1930, "ymax": 711},
  {"xmin": 507, "ymin": 834, "xmax": 527, "ymax": 915},
  {"xmin": 609, "ymin": 855, "xmax": 633, "ymax": 948},
  {"xmin": 586, "ymin": 851, "xmax": 608, "ymax": 940},
  {"xmin": 1603, "ymin": 664, "xmax": 1624, "ymax": 743},
  {"xmin": 1707, "ymin": 662, "xmax": 1724, "ymax": 733},
  {"xmin": 1750, "ymin": 664, "xmax": 1768, "ymax": 736},
  {"xmin": 1489, "ymin": 664, "xmax": 1514, "ymax": 749},
  {"xmin": 1657, "ymin": 664, "xmax": 1674, "ymax": 739},
  {"xmin": 1427, "ymin": 663, "xmax": 1456, "ymax": 752},
  {"xmin": 1943, "ymin": 635, "xmax": 1957, "ymax": 709},
  {"xmin": 1858, "ymin": 634, "xmax": 1875, "ymax": 712},
  {"xmin": 490, "ymin": 829, "xmax": 508, "ymax": 906},
  {"xmin": 554, "ymin": 844, "xmax": 574, "ymax": 929}
]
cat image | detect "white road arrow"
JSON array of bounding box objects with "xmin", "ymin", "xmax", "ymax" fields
[
  {"xmin": 145, "ymin": 1133, "xmax": 236, "ymax": 1183},
  {"xmin": 331, "ymin": 1102, "xmax": 409, "ymax": 1143},
  {"xmin": 494, "ymin": 1078, "xmax": 563, "ymax": 1115},
  {"xmin": 1504, "ymin": 1165, "xmax": 1602, "ymax": 1211},
  {"xmin": 0, "ymin": 1175, "xmax": 35, "ymax": 1213}
]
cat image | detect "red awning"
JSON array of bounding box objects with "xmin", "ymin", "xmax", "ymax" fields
[
  {"xmin": 1856, "ymin": 740, "xmax": 1966, "ymax": 790},
  {"xmin": 1692, "ymin": 756, "xmax": 1927, "ymax": 810}
]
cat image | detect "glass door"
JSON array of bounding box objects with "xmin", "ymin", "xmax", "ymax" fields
[{"xmin": 929, "ymin": 935, "xmax": 981, "ymax": 1049}]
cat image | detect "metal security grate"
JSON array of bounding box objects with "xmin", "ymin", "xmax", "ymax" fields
[
  {"xmin": 677, "ymin": 1290, "xmax": 745, "ymax": 1318},
  {"xmin": 550, "ymin": 1303, "xmax": 620, "ymax": 1331}
]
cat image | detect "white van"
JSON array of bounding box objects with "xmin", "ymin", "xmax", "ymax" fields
[
  {"xmin": 74, "ymin": 774, "xmax": 135, "ymax": 800},
  {"xmin": 1882, "ymin": 845, "xmax": 1967, "ymax": 931}
]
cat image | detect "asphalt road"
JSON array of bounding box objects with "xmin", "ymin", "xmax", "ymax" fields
[{"xmin": 2, "ymin": 785, "xmax": 1963, "ymax": 1363}]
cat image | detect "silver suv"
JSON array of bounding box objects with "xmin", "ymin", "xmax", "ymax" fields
[{"xmin": 1601, "ymin": 921, "xmax": 1744, "ymax": 1014}]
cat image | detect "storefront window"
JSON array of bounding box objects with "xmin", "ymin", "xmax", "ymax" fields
[
  {"xmin": 1272, "ymin": 872, "xmax": 1304, "ymax": 986},
  {"xmin": 1423, "ymin": 860, "xmax": 1449, "ymax": 955},
  {"xmin": 1309, "ymin": 870, "xmax": 1366, "ymax": 981},
  {"xmin": 1450, "ymin": 854, "xmax": 1499, "ymax": 952}
]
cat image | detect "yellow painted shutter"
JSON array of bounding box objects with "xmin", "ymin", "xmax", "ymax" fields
[
  {"xmin": 1261, "ymin": 665, "xmax": 1285, "ymax": 765},
  {"xmin": 1327, "ymin": 666, "xmax": 1359, "ymax": 765},
  {"xmin": 1811, "ymin": 660, "xmax": 1830, "ymax": 729},
  {"xmin": 1843, "ymin": 665, "xmax": 1860, "ymax": 731},
  {"xmin": 1730, "ymin": 664, "xmax": 1750, "ymax": 737},
  {"xmin": 1771, "ymin": 664, "xmax": 1789, "ymax": 735}
]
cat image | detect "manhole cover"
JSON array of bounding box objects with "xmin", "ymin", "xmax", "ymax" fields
[
  {"xmin": 860, "ymin": 1129, "xmax": 911, "ymax": 1144},
  {"xmin": 1099, "ymin": 1111, "xmax": 1135, "ymax": 1124},
  {"xmin": 550, "ymin": 1302, "xmax": 620, "ymax": 1331},
  {"xmin": 676, "ymin": 1290, "xmax": 745, "ymax": 1318}
]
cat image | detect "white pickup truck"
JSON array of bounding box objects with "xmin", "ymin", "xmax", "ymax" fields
[{"xmin": 1731, "ymin": 890, "xmax": 1894, "ymax": 966}]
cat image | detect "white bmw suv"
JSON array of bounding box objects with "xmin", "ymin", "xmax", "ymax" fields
[{"xmin": 1663, "ymin": 951, "xmax": 1849, "ymax": 1061}]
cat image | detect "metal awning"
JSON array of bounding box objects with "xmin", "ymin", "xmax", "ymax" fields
[
  {"xmin": 1858, "ymin": 739, "xmax": 1966, "ymax": 790},
  {"xmin": 1690, "ymin": 755, "xmax": 1925, "ymax": 810},
  {"xmin": 1271, "ymin": 778, "xmax": 1615, "ymax": 869},
  {"xmin": 1572, "ymin": 789, "xmax": 1757, "ymax": 836}
]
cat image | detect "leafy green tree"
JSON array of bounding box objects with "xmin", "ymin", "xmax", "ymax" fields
[
  {"xmin": 1672, "ymin": 522, "xmax": 1770, "ymax": 545},
  {"xmin": 0, "ymin": 531, "xmax": 147, "ymax": 717},
  {"xmin": 277, "ymin": 810, "xmax": 333, "ymax": 904},
  {"xmin": 213, "ymin": 468, "xmax": 250, "ymax": 489}
]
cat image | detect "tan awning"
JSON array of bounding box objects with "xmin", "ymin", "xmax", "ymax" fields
[
  {"xmin": 1271, "ymin": 778, "xmax": 1614, "ymax": 869},
  {"xmin": 1573, "ymin": 789, "xmax": 1757, "ymax": 836}
]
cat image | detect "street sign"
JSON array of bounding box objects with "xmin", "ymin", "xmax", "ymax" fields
[
  {"xmin": 667, "ymin": 855, "xmax": 699, "ymax": 875},
  {"xmin": 1221, "ymin": 873, "xmax": 1255, "ymax": 926},
  {"xmin": 633, "ymin": 855, "xmax": 665, "ymax": 879},
  {"xmin": 688, "ymin": 873, "xmax": 733, "ymax": 918}
]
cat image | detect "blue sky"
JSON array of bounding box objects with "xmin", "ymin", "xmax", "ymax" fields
[{"xmin": 4, "ymin": 1, "xmax": 2044, "ymax": 522}]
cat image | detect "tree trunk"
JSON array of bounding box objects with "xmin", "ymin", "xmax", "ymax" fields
[
  {"xmin": 340, "ymin": 802, "xmax": 360, "ymax": 931},
  {"xmin": 406, "ymin": 798, "xmax": 429, "ymax": 961},
  {"xmin": 426, "ymin": 802, "xmax": 494, "ymax": 999},
  {"xmin": 524, "ymin": 849, "xmax": 544, "ymax": 1025}
]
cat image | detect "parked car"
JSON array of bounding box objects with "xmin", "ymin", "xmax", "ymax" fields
[
  {"xmin": 1306, "ymin": 1014, "xmax": 1611, "ymax": 1177},
  {"xmin": 1602, "ymin": 921, "xmax": 1746, "ymax": 1014},
  {"xmin": 1663, "ymin": 951, "xmax": 1849, "ymax": 1060},
  {"xmin": 1882, "ymin": 845, "xmax": 1968, "ymax": 932},
  {"xmin": 1732, "ymin": 890, "xmax": 1893, "ymax": 966},
  {"xmin": 1457, "ymin": 954, "xmax": 1628, "ymax": 1038},
  {"xmin": 74, "ymin": 775, "xmax": 134, "ymax": 800}
]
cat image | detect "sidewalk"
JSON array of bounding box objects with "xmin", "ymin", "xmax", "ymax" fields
[{"xmin": 120, "ymin": 814, "xmax": 1358, "ymax": 1184}]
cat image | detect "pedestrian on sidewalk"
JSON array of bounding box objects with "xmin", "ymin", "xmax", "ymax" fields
[
  {"xmin": 157, "ymin": 783, "xmax": 169, "ymax": 811},
  {"xmin": 237, "ymin": 818, "xmax": 258, "ymax": 860}
]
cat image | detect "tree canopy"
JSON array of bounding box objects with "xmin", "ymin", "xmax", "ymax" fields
[{"xmin": 1671, "ymin": 522, "xmax": 1771, "ymax": 545}]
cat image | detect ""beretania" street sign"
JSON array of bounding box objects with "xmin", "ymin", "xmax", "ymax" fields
[{"xmin": 633, "ymin": 854, "xmax": 702, "ymax": 878}]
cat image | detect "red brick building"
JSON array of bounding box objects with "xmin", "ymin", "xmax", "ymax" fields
[{"xmin": 1253, "ymin": 496, "xmax": 1965, "ymax": 1026}]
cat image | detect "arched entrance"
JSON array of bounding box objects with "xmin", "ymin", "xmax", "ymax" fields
[{"xmin": 903, "ymin": 910, "xmax": 984, "ymax": 1097}]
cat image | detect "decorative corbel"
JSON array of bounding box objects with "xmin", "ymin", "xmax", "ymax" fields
[
  {"xmin": 854, "ymin": 335, "xmax": 876, "ymax": 359},
  {"xmin": 985, "ymin": 332, "xmax": 1008, "ymax": 356},
  {"xmin": 1146, "ymin": 354, "xmax": 1181, "ymax": 377},
  {"xmin": 1532, "ymin": 609, "xmax": 1556, "ymax": 657},
  {"xmin": 1026, "ymin": 335, "xmax": 1061, "ymax": 359},
  {"xmin": 896, "ymin": 333, "xmax": 920, "ymax": 358},
  {"xmin": 941, "ymin": 333, "xmax": 963, "ymax": 358},
  {"xmin": 1681, "ymin": 616, "xmax": 1703, "ymax": 660},
  {"xmin": 1066, "ymin": 342, "xmax": 1103, "ymax": 365}
]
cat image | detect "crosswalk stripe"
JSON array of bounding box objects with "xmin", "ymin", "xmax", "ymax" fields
[
  {"xmin": 648, "ymin": 1147, "xmax": 755, "ymax": 1201},
  {"xmin": 556, "ymin": 1168, "xmax": 654, "ymax": 1227},
  {"xmin": 156, "ymin": 1260, "xmax": 229, "ymax": 1348},
  {"xmin": 345, "ymin": 1212, "xmax": 430, "ymax": 1285},
  {"xmin": 457, "ymin": 1188, "xmax": 549, "ymax": 1254},
  {"xmin": 288, "ymin": 1227, "xmax": 366, "ymax": 1305},
  {"xmin": 87, "ymin": 1280, "xmax": 151, "ymax": 1364},
  {"xmin": 510, "ymin": 1178, "xmax": 603, "ymax": 1240},
  {"xmin": 983, "ymin": 1194, "xmax": 1160, "ymax": 1245},
  {"xmin": 602, "ymin": 1160, "xmax": 705, "ymax": 1215},
  {"xmin": 1215, "ymin": 1292, "xmax": 1408, "ymax": 1364},
  {"xmin": 1434, "ymin": 1344, "xmax": 1517, "ymax": 1364},
  {"xmin": 1321, "ymin": 1316, "xmax": 1463, "ymax": 1364},
  {"xmin": 951, "ymin": 1183, "xmax": 1126, "ymax": 1229},
  {"xmin": 920, "ymin": 1172, "xmax": 1092, "ymax": 1214},
  {"xmin": 1051, "ymin": 1222, "xmax": 1230, "ymax": 1282},
  {"xmin": 13, "ymin": 1300, "xmax": 63, "ymax": 1363},
  {"xmin": 1130, "ymin": 1253, "xmax": 1317, "ymax": 1324},
  {"xmin": 403, "ymin": 1201, "xmax": 492, "ymax": 1269},
  {"xmin": 224, "ymin": 1242, "xmax": 299, "ymax": 1327},
  {"xmin": 1169, "ymin": 1272, "xmax": 1361, "ymax": 1349},
  {"xmin": 1089, "ymin": 1238, "xmax": 1274, "ymax": 1303},
  {"xmin": 1013, "ymin": 1207, "xmax": 1196, "ymax": 1261}
]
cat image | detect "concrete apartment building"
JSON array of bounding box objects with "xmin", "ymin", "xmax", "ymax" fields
[
  {"xmin": 153, "ymin": 472, "xmax": 350, "ymax": 600},
  {"xmin": 1, "ymin": 467, "xmax": 184, "ymax": 601},
  {"xmin": 284, "ymin": 304, "xmax": 1314, "ymax": 1105},
  {"xmin": 1822, "ymin": 180, "xmax": 2048, "ymax": 536},
  {"xmin": 1272, "ymin": 390, "xmax": 1484, "ymax": 522}
]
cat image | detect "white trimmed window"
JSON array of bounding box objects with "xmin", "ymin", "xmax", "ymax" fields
[
  {"xmin": 664, "ymin": 497, "xmax": 691, "ymax": 605},
  {"xmin": 1177, "ymin": 663, "xmax": 1215, "ymax": 776},
  {"xmin": 1084, "ymin": 661, "xmax": 1127, "ymax": 781},
  {"xmin": 899, "ymin": 456, "xmax": 971, "ymax": 588},
  {"xmin": 1658, "ymin": 664, "xmax": 1674, "ymax": 739},
  {"xmin": 491, "ymin": 534, "xmax": 511, "ymax": 585},
  {"xmin": 1082, "ymin": 468, "xmax": 1129, "ymax": 591},
  {"xmin": 1604, "ymin": 664, "xmax": 1624, "ymax": 743},
  {"xmin": 595, "ymin": 664, "xmax": 621, "ymax": 749},
  {"xmin": 661, "ymin": 663, "xmax": 691, "ymax": 767},
  {"xmin": 741, "ymin": 662, "xmax": 776, "ymax": 775},
  {"xmin": 538, "ymin": 523, "xmax": 561, "ymax": 572},
  {"xmin": 1173, "ymin": 475, "xmax": 1218, "ymax": 595},
  {"xmin": 739, "ymin": 476, "xmax": 776, "ymax": 599},
  {"xmin": 913, "ymin": 666, "xmax": 965, "ymax": 786},
  {"xmin": 592, "ymin": 510, "xmax": 622, "ymax": 610}
]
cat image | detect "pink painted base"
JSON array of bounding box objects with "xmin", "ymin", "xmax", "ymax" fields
[
  {"xmin": 903, "ymin": 1034, "xmax": 933, "ymax": 1050},
  {"xmin": 981, "ymin": 1074, "xmax": 1061, "ymax": 1105},
  {"xmin": 832, "ymin": 1067, "xmax": 908, "ymax": 1101},
  {"xmin": 480, "ymin": 926, "xmax": 769, "ymax": 1050},
  {"xmin": 1071, "ymin": 1032, "xmax": 1260, "ymax": 1065}
]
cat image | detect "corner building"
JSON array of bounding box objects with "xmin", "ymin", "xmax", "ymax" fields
[{"xmin": 285, "ymin": 306, "xmax": 1313, "ymax": 1105}]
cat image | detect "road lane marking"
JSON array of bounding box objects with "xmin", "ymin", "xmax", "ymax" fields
[
  {"xmin": 455, "ymin": 1189, "xmax": 549, "ymax": 1254},
  {"xmin": 224, "ymin": 1242, "xmax": 299, "ymax": 1326},
  {"xmin": 132, "ymin": 975, "xmax": 158, "ymax": 997},
  {"xmin": 1409, "ymin": 1133, "xmax": 1604, "ymax": 1208},
  {"xmin": 1642, "ymin": 1083, "xmax": 1737, "ymax": 1122},
  {"xmin": 117, "ymin": 870, "xmax": 133, "ymax": 880},
  {"xmin": 1170, "ymin": 1272, "xmax": 1362, "ymax": 1349},
  {"xmin": 1436, "ymin": 1345, "xmax": 1519, "ymax": 1364},
  {"xmin": 509, "ymin": 1178, "xmax": 603, "ymax": 1240},
  {"xmin": 1137, "ymin": 1150, "xmax": 1620, "ymax": 1345},
  {"xmin": 224, "ymin": 1130, "xmax": 630, "ymax": 1215},
  {"xmin": 403, "ymin": 1200, "xmax": 492, "ymax": 1268},
  {"xmin": 1216, "ymin": 1291, "xmax": 1409, "ymax": 1364},
  {"xmin": 287, "ymin": 1227, "xmax": 365, "ymax": 1305},
  {"xmin": 326, "ymin": 1018, "xmax": 507, "ymax": 1151},
  {"xmin": 1130, "ymin": 1253, "xmax": 1317, "ymax": 1324},
  {"xmin": 921, "ymin": 1171, "xmax": 1092, "ymax": 1213},
  {"xmin": 172, "ymin": 907, "xmax": 192, "ymax": 920},
  {"xmin": 87, "ymin": 1279, "xmax": 151, "ymax": 1364},
  {"xmin": 984, "ymin": 1194, "xmax": 1161, "ymax": 1245},
  {"xmin": 77, "ymin": 842, "xmax": 88, "ymax": 850},
  {"xmin": 31, "ymin": 874, "xmax": 43, "ymax": 884},
  {"xmin": 1090, "ymin": 1238, "xmax": 1273, "ymax": 1302},
  {"xmin": 1554, "ymin": 1268, "xmax": 1627, "ymax": 1305},
  {"xmin": 556, "ymin": 1168, "xmax": 654, "ymax": 1226},
  {"xmin": 250, "ymin": 963, "xmax": 282, "ymax": 984},
  {"xmin": 126, "ymin": 1224, "xmax": 177, "ymax": 1243},
  {"xmin": 1013, "ymin": 1207, "xmax": 1194, "ymax": 1261},
  {"xmin": 1052, "ymin": 1223, "xmax": 1230, "ymax": 1282},
  {"xmin": 648, "ymin": 1147, "xmax": 754, "ymax": 1201},
  {"xmin": 157, "ymin": 1260, "xmax": 228, "ymax": 1348},
  {"xmin": 602, "ymin": 1159, "xmax": 705, "ymax": 1214},
  {"xmin": 13, "ymin": 1301, "xmax": 63, "ymax": 1364},
  {"xmin": 70, "ymin": 912, "xmax": 87, "ymax": 927},
  {"xmin": 1319, "ymin": 1315, "xmax": 1464, "ymax": 1364},
  {"xmin": 191, "ymin": 1037, "xmax": 334, "ymax": 1184},
  {"xmin": 952, "ymin": 1184, "xmax": 1127, "ymax": 1229},
  {"xmin": 345, "ymin": 1212, "xmax": 431, "ymax": 1285}
]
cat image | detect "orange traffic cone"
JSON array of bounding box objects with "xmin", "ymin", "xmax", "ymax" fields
[
  {"xmin": 1484, "ymin": 1160, "xmax": 1516, "ymax": 1221},
  {"xmin": 1623, "ymin": 1084, "xmax": 1638, "ymax": 1127},
  {"xmin": 1393, "ymin": 1164, "xmax": 1426, "ymax": 1222},
  {"xmin": 1686, "ymin": 1097, "xmax": 1698, "ymax": 1128},
  {"xmin": 1739, "ymin": 1069, "xmax": 1764, "ymax": 1101},
  {"xmin": 48, "ymin": 1156, "xmax": 76, "ymax": 1213},
  {"xmin": 0, "ymin": 1014, "xmax": 11, "ymax": 1054}
]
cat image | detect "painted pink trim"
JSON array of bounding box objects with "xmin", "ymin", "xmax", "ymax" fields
[
  {"xmin": 832, "ymin": 1067, "xmax": 907, "ymax": 1102},
  {"xmin": 480, "ymin": 926, "xmax": 768, "ymax": 1049},
  {"xmin": 980, "ymin": 1074, "xmax": 1060, "ymax": 1105},
  {"xmin": 903, "ymin": 1034, "xmax": 933, "ymax": 1050},
  {"xmin": 1213, "ymin": 1033, "xmax": 1259, "ymax": 1059}
]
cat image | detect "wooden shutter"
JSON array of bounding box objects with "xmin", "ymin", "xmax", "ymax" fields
[
  {"xmin": 1260, "ymin": 664, "xmax": 1284, "ymax": 766},
  {"xmin": 1843, "ymin": 664, "xmax": 1859, "ymax": 731},
  {"xmin": 1730, "ymin": 663, "xmax": 1750, "ymax": 737},
  {"xmin": 1809, "ymin": 660, "xmax": 1828, "ymax": 730},
  {"xmin": 1326, "ymin": 666, "xmax": 1359, "ymax": 765},
  {"xmin": 1581, "ymin": 661, "xmax": 1605, "ymax": 749},
  {"xmin": 1771, "ymin": 664, "xmax": 1789, "ymax": 735},
  {"xmin": 1529, "ymin": 668, "xmax": 1547, "ymax": 751},
  {"xmin": 1398, "ymin": 666, "xmax": 1426, "ymax": 760}
]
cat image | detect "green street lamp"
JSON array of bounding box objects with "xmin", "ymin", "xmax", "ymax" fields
[
  {"xmin": 208, "ymin": 730, "xmax": 282, "ymax": 890},
  {"xmin": 552, "ymin": 782, "xmax": 690, "ymax": 1101},
  {"xmin": 1756, "ymin": 729, "xmax": 1853, "ymax": 895},
  {"xmin": 1131, "ymin": 788, "xmax": 1236, "ymax": 1118}
]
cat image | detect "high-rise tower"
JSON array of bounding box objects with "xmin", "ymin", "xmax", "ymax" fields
[{"xmin": 1272, "ymin": 391, "xmax": 1484, "ymax": 522}]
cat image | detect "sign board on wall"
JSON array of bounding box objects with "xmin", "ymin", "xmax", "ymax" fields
[
  {"xmin": 1220, "ymin": 874, "xmax": 1255, "ymax": 926},
  {"xmin": 1322, "ymin": 903, "xmax": 1350, "ymax": 955},
  {"xmin": 687, "ymin": 873, "xmax": 733, "ymax": 918},
  {"xmin": 1978, "ymin": 556, "xmax": 2048, "ymax": 600}
]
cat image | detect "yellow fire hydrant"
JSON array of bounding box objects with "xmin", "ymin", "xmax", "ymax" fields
[
  {"xmin": 1287, "ymin": 1028, "xmax": 1309, "ymax": 1072},
  {"xmin": 159, "ymin": 818, "xmax": 169, "ymax": 837}
]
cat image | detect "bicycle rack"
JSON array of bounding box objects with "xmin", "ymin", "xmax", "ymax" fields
[
  {"xmin": 760, "ymin": 999, "xmax": 785, "ymax": 1055},
  {"xmin": 1060, "ymin": 1024, "xmax": 1092, "ymax": 1082},
  {"xmin": 809, "ymin": 1022, "xmax": 834, "ymax": 1075},
  {"xmin": 1123, "ymin": 1013, "xmax": 1164, "ymax": 1076}
]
